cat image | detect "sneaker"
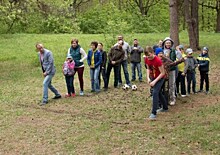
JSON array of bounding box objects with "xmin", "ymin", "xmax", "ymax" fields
[
  {"xmin": 181, "ymin": 95, "xmax": 187, "ymax": 97},
  {"xmin": 80, "ymin": 90, "xmax": 84, "ymax": 96},
  {"xmin": 149, "ymin": 113, "xmax": 156, "ymax": 120},
  {"xmin": 52, "ymin": 94, "xmax": 61, "ymax": 99},
  {"xmin": 103, "ymin": 87, "xmax": 108, "ymax": 91},
  {"xmin": 40, "ymin": 101, "xmax": 48, "ymax": 106},
  {"xmin": 91, "ymin": 90, "xmax": 95, "ymax": 92},
  {"xmin": 65, "ymin": 93, "xmax": 71, "ymax": 98},
  {"xmin": 139, "ymin": 80, "xmax": 143, "ymax": 82},
  {"xmin": 205, "ymin": 91, "xmax": 209, "ymax": 95},
  {"xmin": 157, "ymin": 108, "xmax": 168, "ymax": 113},
  {"xmin": 169, "ymin": 101, "xmax": 175, "ymax": 106},
  {"xmin": 118, "ymin": 83, "xmax": 122, "ymax": 87},
  {"xmin": 71, "ymin": 93, "xmax": 76, "ymax": 97},
  {"xmin": 131, "ymin": 79, "xmax": 135, "ymax": 81},
  {"xmin": 193, "ymin": 91, "xmax": 198, "ymax": 94}
]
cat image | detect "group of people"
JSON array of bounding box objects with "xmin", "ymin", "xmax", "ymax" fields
[
  {"xmin": 144, "ymin": 37, "xmax": 210, "ymax": 119},
  {"xmin": 35, "ymin": 35, "xmax": 210, "ymax": 121}
]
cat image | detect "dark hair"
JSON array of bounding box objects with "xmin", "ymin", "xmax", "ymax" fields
[
  {"xmin": 118, "ymin": 39, "xmax": 124, "ymax": 45},
  {"xmin": 99, "ymin": 42, "xmax": 103, "ymax": 46},
  {"xmin": 144, "ymin": 46, "xmax": 154, "ymax": 56},
  {"xmin": 71, "ymin": 38, "xmax": 78, "ymax": 44},
  {"xmin": 91, "ymin": 41, "xmax": 98, "ymax": 48}
]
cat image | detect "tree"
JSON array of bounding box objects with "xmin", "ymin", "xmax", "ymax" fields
[
  {"xmin": 70, "ymin": 0, "xmax": 91, "ymax": 18},
  {"xmin": 184, "ymin": 0, "xmax": 197, "ymax": 50},
  {"xmin": 191, "ymin": 0, "xmax": 199, "ymax": 48},
  {"xmin": 128, "ymin": 0, "xmax": 161, "ymax": 16},
  {"xmin": 169, "ymin": 0, "xmax": 179, "ymax": 47},
  {"xmin": 199, "ymin": 0, "xmax": 220, "ymax": 33}
]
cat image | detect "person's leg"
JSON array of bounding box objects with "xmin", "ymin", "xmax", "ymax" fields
[
  {"xmin": 69, "ymin": 75, "xmax": 75, "ymax": 94},
  {"xmin": 151, "ymin": 79, "xmax": 164, "ymax": 115},
  {"xmin": 176, "ymin": 72, "xmax": 180, "ymax": 94},
  {"xmin": 98, "ymin": 66, "xmax": 101, "ymax": 87},
  {"xmin": 187, "ymin": 72, "xmax": 192, "ymax": 94},
  {"xmin": 42, "ymin": 75, "xmax": 52, "ymax": 102},
  {"xmin": 118, "ymin": 63, "xmax": 122, "ymax": 84},
  {"xmin": 137, "ymin": 63, "xmax": 142, "ymax": 81},
  {"xmin": 94, "ymin": 66, "xmax": 100, "ymax": 92},
  {"xmin": 65, "ymin": 76, "xmax": 71, "ymax": 95},
  {"xmin": 169, "ymin": 70, "xmax": 176, "ymax": 104},
  {"xmin": 77, "ymin": 67, "xmax": 84, "ymax": 92},
  {"xmin": 113, "ymin": 65, "xmax": 120, "ymax": 88},
  {"xmin": 90, "ymin": 68, "xmax": 95, "ymax": 91},
  {"xmin": 159, "ymin": 81, "xmax": 168, "ymax": 110},
  {"xmin": 121, "ymin": 60, "xmax": 130, "ymax": 85},
  {"xmin": 200, "ymin": 71, "xmax": 205, "ymax": 91},
  {"xmin": 192, "ymin": 72, "xmax": 196, "ymax": 93},
  {"xmin": 180, "ymin": 73, "xmax": 186, "ymax": 95},
  {"xmin": 102, "ymin": 67, "xmax": 107, "ymax": 88},
  {"xmin": 131, "ymin": 62, "xmax": 135, "ymax": 81},
  {"xmin": 105, "ymin": 63, "xmax": 112, "ymax": 88},
  {"xmin": 205, "ymin": 72, "xmax": 209, "ymax": 92}
]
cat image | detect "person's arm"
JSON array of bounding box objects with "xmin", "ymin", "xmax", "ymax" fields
[
  {"xmin": 102, "ymin": 51, "xmax": 107, "ymax": 68},
  {"xmin": 115, "ymin": 50, "xmax": 125, "ymax": 64},
  {"xmin": 139, "ymin": 47, "xmax": 144, "ymax": 53},
  {"xmin": 80, "ymin": 48, "xmax": 87, "ymax": 62},
  {"xmin": 87, "ymin": 50, "xmax": 91, "ymax": 66},
  {"xmin": 182, "ymin": 59, "xmax": 189, "ymax": 75},
  {"xmin": 45, "ymin": 51, "xmax": 54, "ymax": 76},
  {"xmin": 95, "ymin": 52, "xmax": 102, "ymax": 68},
  {"xmin": 150, "ymin": 65, "xmax": 165, "ymax": 87},
  {"xmin": 146, "ymin": 64, "xmax": 151, "ymax": 83}
]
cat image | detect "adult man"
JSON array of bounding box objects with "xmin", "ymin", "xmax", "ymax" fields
[
  {"xmin": 36, "ymin": 43, "xmax": 61, "ymax": 105},
  {"xmin": 105, "ymin": 40, "xmax": 125, "ymax": 90},
  {"xmin": 130, "ymin": 39, "xmax": 144, "ymax": 82},
  {"xmin": 114, "ymin": 35, "xmax": 131, "ymax": 86}
]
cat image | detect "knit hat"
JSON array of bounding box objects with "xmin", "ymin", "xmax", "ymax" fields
[
  {"xmin": 155, "ymin": 48, "xmax": 163, "ymax": 56},
  {"xmin": 178, "ymin": 45, "xmax": 184, "ymax": 49},
  {"xmin": 203, "ymin": 47, "xmax": 209, "ymax": 52},
  {"xmin": 153, "ymin": 45, "xmax": 159, "ymax": 52},
  {"xmin": 67, "ymin": 55, "xmax": 73, "ymax": 59},
  {"xmin": 186, "ymin": 48, "xmax": 193, "ymax": 54},
  {"xmin": 162, "ymin": 37, "xmax": 174, "ymax": 48}
]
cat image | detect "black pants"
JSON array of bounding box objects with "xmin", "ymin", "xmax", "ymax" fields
[
  {"xmin": 176, "ymin": 71, "xmax": 186, "ymax": 95},
  {"xmin": 186, "ymin": 72, "xmax": 196, "ymax": 94},
  {"xmin": 200, "ymin": 71, "xmax": 209, "ymax": 91},
  {"xmin": 99, "ymin": 67, "xmax": 107, "ymax": 88},
  {"xmin": 105, "ymin": 63, "xmax": 120, "ymax": 88}
]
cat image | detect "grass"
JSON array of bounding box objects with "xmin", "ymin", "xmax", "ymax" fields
[{"xmin": 0, "ymin": 32, "xmax": 220, "ymax": 154}]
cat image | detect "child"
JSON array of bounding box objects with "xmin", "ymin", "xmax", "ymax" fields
[
  {"xmin": 182, "ymin": 48, "xmax": 198, "ymax": 95},
  {"xmin": 176, "ymin": 45, "xmax": 187, "ymax": 97},
  {"xmin": 197, "ymin": 47, "xmax": 210, "ymax": 94},
  {"xmin": 155, "ymin": 48, "xmax": 184, "ymax": 105},
  {"xmin": 87, "ymin": 41, "xmax": 102, "ymax": 93},
  {"xmin": 144, "ymin": 46, "xmax": 167, "ymax": 120},
  {"xmin": 63, "ymin": 55, "xmax": 75, "ymax": 97},
  {"xmin": 162, "ymin": 37, "xmax": 178, "ymax": 105}
]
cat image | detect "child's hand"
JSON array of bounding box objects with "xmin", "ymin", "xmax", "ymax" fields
[
  {"xmin": 181, "ymin": 73, "xmax": 185, "ymax": 76},
  {"xmin": 149, "ymin": 81, "xmax": 156, "ymax": 87}
]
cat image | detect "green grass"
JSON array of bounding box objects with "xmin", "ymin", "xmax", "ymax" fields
[{"xmin": 0, "ymin": 32, "xmax": 220, "ymax": 154}]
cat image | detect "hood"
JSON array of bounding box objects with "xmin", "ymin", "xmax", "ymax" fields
[{"xmin": 162, "ymin": 37, "xmax": 174, "ymax": 49}]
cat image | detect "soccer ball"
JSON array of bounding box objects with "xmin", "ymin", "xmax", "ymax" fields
[
  {"xmin": 131, "ymin": 84, "xmax": 137, "ymax": 91},
  {"xmin": 122, "ymin": 84, "xmax": 130, "ymax": 90}
]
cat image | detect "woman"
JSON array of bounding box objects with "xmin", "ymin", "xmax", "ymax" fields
[{"xmin": 67, "ymin": 39, "xmax": 87, "ymax": 96}]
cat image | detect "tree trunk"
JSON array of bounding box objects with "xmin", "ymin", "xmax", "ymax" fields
[
  {"xmin": 216, "ymin": 0, "xmax": 220, "ymax": 33},
  {"xmin": 191, "ymin": 0, "xmax": 199, "ymax": 49},
  {"xmin": 201, "ymin": 2, "xmax": 204, "ymax": 31},
  {"xmin": 184, "ymin": 0, "xmax": 197, "ymax": 51},
  {"xmin": 169, "ymin": 0, "xmax": 179, "ymax": 47}
]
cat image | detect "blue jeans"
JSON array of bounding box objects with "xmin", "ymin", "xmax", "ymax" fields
[
  {"xmin": 65, "ymin": 75, "xmax": 75, "ymax": 94},
  {"xmin": 152, "ymin": 78, "xmax": 168, "ymax": 115},
  {"xmin": 105, "ymin": 63, "xmax": 120, "ymax": 88},
  {"xmin": 90, "ymin": 67, "xmax": 100, "ymax": 92},
  {"xmin": 131, "ymin": 62, "xmax": 142, "ymax": 81},
  {"xmin": 119, "ymin": 60, "xmax": 130, "ymax": 85},
  {"xmin": 187, "ymin": 71, "xmax": 196, "ymax": 94},
  {"xmin": 43, "ymin": 74, "xmax": 60, "ymax": 102}
]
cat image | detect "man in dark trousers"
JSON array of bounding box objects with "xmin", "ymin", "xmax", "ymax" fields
[{"xmin": 105, "ymin": 40, "xmax": 125, "ymax": 90}]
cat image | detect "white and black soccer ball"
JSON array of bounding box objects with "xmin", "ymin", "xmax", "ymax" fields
[
  {"xmin": 131, "ymin": 84, "xmax": 137, "ymax": 91},
  {"xmin": 122, "ymin": 84, "xmax": 130, "ymax": 90}
]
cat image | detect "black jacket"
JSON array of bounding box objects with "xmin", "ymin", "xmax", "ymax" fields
[{"xmin": 197, "ymin": 53, "xmax": 210, "ymax": 72}]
